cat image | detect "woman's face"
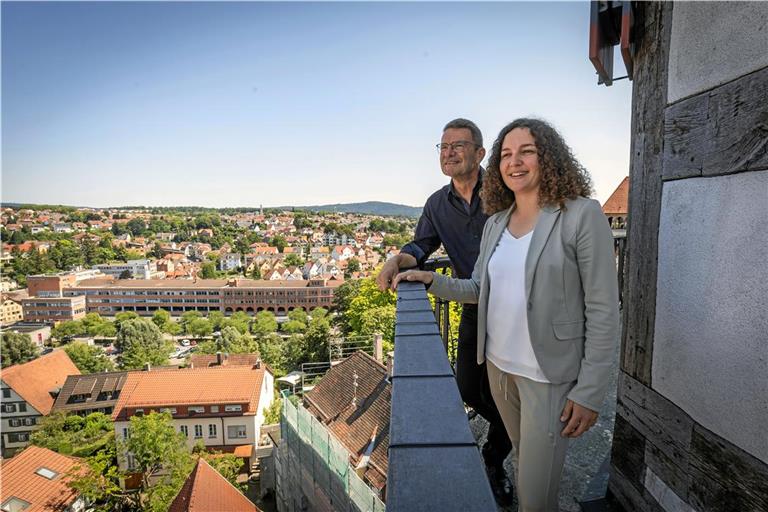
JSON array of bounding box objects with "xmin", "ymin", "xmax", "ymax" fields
[{"xmin": 499, "ymin": 127, "xmax": 541, "ymax": 196}]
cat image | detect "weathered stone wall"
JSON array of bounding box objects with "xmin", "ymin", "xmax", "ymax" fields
[{"xmin": 610, "ymin": 2, "xmax": 768, "ymax": 510}]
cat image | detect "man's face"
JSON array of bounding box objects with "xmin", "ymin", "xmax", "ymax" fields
[{"xmin": 439, "ymin": 128, "xmax": 484, "ymax": 180}]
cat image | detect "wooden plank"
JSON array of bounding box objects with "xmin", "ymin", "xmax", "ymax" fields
[
  {"xmin": 644, "ymin": 441, "xmax": 690, "ymax": 503},
  {"xmin": 620, "ymin": 1, "xmax": 672, "ymax": 385},
  {"xmin": 663, "ymin": 65, "xmax": 768, "ymax": 180},
  {"xmin": 608, "ymin": 468, "xmax": 664, "ymax": 512},
  {"xmin": 610, "ymin": 414, "xmax": 647, "ymax": 487},
  {"xmin": 615, "ymin": 373, "xmax": 693, "ymax": 465},
  {"xmin": 687, "ymin": 424, "xmax": 768, "ymax": 512}
]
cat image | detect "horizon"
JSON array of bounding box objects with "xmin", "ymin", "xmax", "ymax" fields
[{"xmin": 2, "ymin": 1, "xmax": 631, "ymax": 208}]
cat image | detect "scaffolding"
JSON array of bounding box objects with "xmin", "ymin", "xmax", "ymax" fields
[{"xmin": 275, "ymin": 391, "xmax": 385, "ymax": 512}]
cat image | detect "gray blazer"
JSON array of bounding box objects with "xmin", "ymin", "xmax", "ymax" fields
[{"xmin": 429, "ymin": 197, "xmax": 619, "ymax": 411}]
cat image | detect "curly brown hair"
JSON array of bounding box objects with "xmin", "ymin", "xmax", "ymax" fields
[{"xmin": 480, "ymin": 118, "xmax": 593, "ymax": 215}]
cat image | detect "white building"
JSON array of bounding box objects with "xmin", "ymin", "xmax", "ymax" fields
[
  {"xmin": 93, "ymin": 259, "xmax": 155, "ymax": 279},
  {"xmin": 112, "ymin": 364, "xmax": 274, "ymax": 474}
]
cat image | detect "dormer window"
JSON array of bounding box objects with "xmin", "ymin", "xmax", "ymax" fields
[
  {"xmin": 134, "ymin": 408, "xmax": 144, "ymax": 416},
  {"xmin": 189, "ymin": 406, "xmax": 205, "ymax": 415},
  {"xmin": 224, "ymin": 404, "xmax": 242, "ymax": 412}
]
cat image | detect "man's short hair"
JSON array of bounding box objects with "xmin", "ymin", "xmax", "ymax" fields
[{"xmin": 443, "ymin": 118, "xmax": 483, "ymax": 148}]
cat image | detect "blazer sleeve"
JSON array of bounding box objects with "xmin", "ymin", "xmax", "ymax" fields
[
  {"xmin": 566, "ymin": 199, "xmax": 620, "ymax": 412},
  {"xmin": 426, "ymin": 213, "xmax": 497, "ymax": 304}
]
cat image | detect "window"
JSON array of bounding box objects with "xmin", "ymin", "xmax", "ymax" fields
[
  {"xmin": 227, "ymin": 425, "xmax": 247, "ymax": 439},
  {"xmin": 210, "ymin": 405, "xmax": 219, "ymax": 413},
  {"xmin": 208, "ymin": 424, "xmax": 217, "ymax": 438},
  {"xmin": 1, "ymin": 388, "xmax": 10, "ymax": 399},
  {"xmin": 134, "ymin": 408, "xmax": 144, "ymax": 417},
  {"xmin": 34, "ymin": 467, "xmax": 58, "ymax": 480},
  {"xmin": 8, "ymin": 433, "xmax": 28, "ymax": 443},
  {"xmin": 122, "ymin": 428, "xmax": 130, "ymax": 440},
  {"xmin": 18, "ymin": 403, "xmax": 25, "ymax": 413},
  {"xmin": 23, "ymin": 417, "xmax": 35, "ymax": 426},
  {"xmin": 224, "ymin": 405, "xmax": 242, "ymax": 412},
  {"xmin": 180, "ymin": 425, "xmax": 188, "ymax": 437},
  {"xmin": 194, "ymin": 425, "xmax": 203, "ymax": 438},
  {"xmin": 126, "ymin": 453, "xmax": 136, "ymax": 471},
  {"xmin": 159, "ymin": 408, "xmax": 177, "ymax": 415},
  {"xmin": 1, "ymin": 496, "xmax": 31, "ymax": 512},
  {"xmin": 9, "ymin": 419, "xmax": 20, "ymax": 428},
  {"xmin": 189, "ymin": 406, "xmax": 205, "ymax": 415},
  {"xmin": 2, "ymin": 404, "xmax": 16, "ymax": 413}
]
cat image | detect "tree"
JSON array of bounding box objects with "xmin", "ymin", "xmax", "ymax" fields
[
  {"xmin": 126, "ymin": 218, "xmax": 146, "ymax": 236},
  {"xmin": 123, "ymin": 412, "xmax": 194, "ymax": 511},
  {"xmin": 114, "ymin": 311, "xmax": 139, "ymax": 330},
  {"xmin": 263, "ymin": 393, "xmax": 282, "ymax": 424},
  {"xmin": 31, "ymin": 411, "xmax": 113, "ymax": 457},
  {"xmin": 332, "ymin": 279, "xmax": 362, "ymax": 333},
  {"xmin": 282, "ymin": 308, "xmax": 308, "ymax": 334},
  {"xmin": 194, "ymin": 447, "xmax": 244, "ymax": 490},
  {"xmin": 250, "ymin": 265, "xmax": 262, "ymax": 280},
  {"xmin": 116, "ymin": 318, "xmax": 170, "ymax": 370},
  {"xmin": 257, "ymin": 333, "xmax": 287, "ymax": 375},
  {"xmin": 271, "ymin": 235, "xmax": 287, "ymax": 253},
  {"xmin": 208, "ymin": 311, "xmax": 224, "ymax": 331},
  {"xmin": 118, "ymin": 269, "xmax": 133, "ymax": 279},
  {"xmin": 1, "ymin": 332, "xmax": 39, "ymax": 367},
  {"xmin": 65, "ymin": 342, "xmax": 115, "ymax": 374},
  {"xmin": 68, "ymin": 439, "xmax": 131, "ymax": 511},
  {"xmin": 252, "ymin": 310, "xmax": 278, "ymax": 337},
  {"xmin": 187, "ymin": 317, "xmax": 213, "ymax": 337},
  {"xmin": 284, "ymin": 253, "xmax": 304, "ymax": 267},
  {"xmin": 303, "ymin": 315, "xmax": 331, "ymax": 363},
  {"xmin": 81, "ymin": 313, "xmax": 116, "ymax": 338},
  {"xmin": 51, "ymin": 320, "xmax": 87, "ymax": 341},
  {"xmin": 346, "ymin": 257, "xmax": 361, "ymax": 274},
  {"xmin": 200, "ymin": 261, "xmax": 217, "ymax": 279},
  {"xmin": 221, "ymin": 311, "xmax": 250, "ymax": 335},
  {"xmin": 152, "ymin": 309, "xmax": 171, "ymax": 329}
]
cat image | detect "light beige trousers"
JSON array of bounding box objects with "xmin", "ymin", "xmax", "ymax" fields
[{"xmin": 486, "ymin": 360, "xmax": 575, "ymax": 512}]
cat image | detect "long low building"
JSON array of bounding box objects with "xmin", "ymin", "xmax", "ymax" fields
[{"xmin": 62, "ymin": 277, "xmax": 344, "ymax": 316}]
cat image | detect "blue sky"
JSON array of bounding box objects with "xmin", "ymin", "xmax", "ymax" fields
[{"xmin": 2, "ymin": 1, "xmax": 632, "ymax": 208}]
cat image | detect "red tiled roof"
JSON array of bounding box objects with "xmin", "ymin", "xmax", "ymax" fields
[
  {"xmin": 112, "ymin": 366, "xmax": 266, "ymax": 420},
  {"xmin": 602, "ymin": 176, "xmax": 629, "ymax": 215},
  {"xmin": 1, "ymin": 351, "xmax": 80, "ymax": 415},
  {"xmin": 304, "ymin": 352, "xmax": 390, "ymax": 489},
  {"xmin": 0, "ymin": 445, "xmax": 86, "ymax": 512},
  {"xmin": 169, "ymin": 457, "xmax": 260, "ymax": 512}
]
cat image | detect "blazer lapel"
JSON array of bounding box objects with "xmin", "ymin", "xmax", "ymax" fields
[{"xmin": 525, "ymin": 204, "xmax": 561, "ymax": 298}]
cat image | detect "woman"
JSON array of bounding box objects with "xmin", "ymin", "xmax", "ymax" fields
[{"xmin": 393, "ymin": 118, "xmax": 619, "ymax": 512}]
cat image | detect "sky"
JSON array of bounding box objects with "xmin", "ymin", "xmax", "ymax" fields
[{"xmin": 2, "ymin": 1, "xmax": 632, "ymax": 209}]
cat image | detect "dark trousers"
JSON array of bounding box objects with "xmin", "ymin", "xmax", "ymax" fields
[{"xmin": 456, "ymin": 304, "xmax": 513, "ymax": 468}]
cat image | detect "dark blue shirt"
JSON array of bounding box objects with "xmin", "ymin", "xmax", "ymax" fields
[{"xmin": 401, "ymin": 173, "xmax": 488, "ymax": 279}]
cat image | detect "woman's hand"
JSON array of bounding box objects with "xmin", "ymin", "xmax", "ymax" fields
[
  {"xmin": 560, "ymin": 400, "xmax": 598, "ymax": 438},
  {"xmin": 391, "ymin": 270, "xmax": 434, "ymax": 290}
]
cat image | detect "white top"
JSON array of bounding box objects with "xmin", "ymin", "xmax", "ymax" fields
[{"xmin": 486, "ymin": 229, "xmax": 550, "ymax": 383}]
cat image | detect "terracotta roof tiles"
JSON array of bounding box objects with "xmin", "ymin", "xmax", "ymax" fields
[
  {"xmin": 602, "ymin": 176, "xmax": 629, "ymax": 215},
  {"xmin": 112, "ymin": 366, "xmax": 266, "ymax": 420},
  {"xmin": 1, "ymin": 351, "xmax": 80, "ymax": 415},
  {"xmin": 169, "ymin": 457, "xmax": 260, "ymax": 512},
  {"xmin": 0, "ymin": 445, "xmax": 86, "ymax": 512}
]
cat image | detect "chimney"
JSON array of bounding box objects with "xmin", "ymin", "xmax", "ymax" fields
[
  {"xmin": 143, "ymin": 362, "xmax": 151, "ymax": 372},
  {"xmin": 373, "ymin": 333, "xmax": 383, "ymax": 363}
]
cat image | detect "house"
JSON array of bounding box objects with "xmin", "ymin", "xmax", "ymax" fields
[
  {"xmin": 52, "ymin": 223, "xmax": 73, "ymax": 233},
  {"xmin": 331, "ymin": 245, "xmax": 355, "ymax": 261},
  {"xmin": 219, "ymin": 253, "xmax": 243, "ymax": 272},
  {"xmin": 602, "ymin": 176, "xmax": 629, "ymax": 229},
  {"xmin": 51, "ymin": 371, "xmax": 129, "ymax": 417},
  {"xmin": 0, "ymin": 294, "xmax": 23, "ymax": 326},
  {"xmin": 112, "ymin": 365, "xmax": 274, "ymax": 473},
  {"xmin": 0, "ymin": 445, "xmax": 88, "ymax": 512},
  {"xmin": 169, "ymin": 457, "xmax": 260, "ymax": 512},
  {"xmin": 275, "ymin": 352, "xmax": 390, "ymax": 508},
  {"xmin": 0, "ymin": 322, "xmax": 51, "ymax": 348},
  {"xmin": 1, "ymin": 351, "xmax": 81, "ymax": 457}
]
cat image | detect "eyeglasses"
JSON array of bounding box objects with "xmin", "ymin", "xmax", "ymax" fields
[{"xmin": 436, "ymin": 141, "xmax": 478, "ymax": 153}]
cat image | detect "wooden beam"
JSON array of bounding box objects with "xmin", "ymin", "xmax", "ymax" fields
[
  {"xmin": 663, "ymin": 65, "xmax": 768, "ymax": 181},
  {"xmin": 620, "ymin": 1, "xmax": 672, "ymax": 386}
]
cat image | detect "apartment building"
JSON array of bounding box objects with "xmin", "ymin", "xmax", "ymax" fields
[
  {"xmin": 22, "ymin": 294, "xmax": 87, "ymax": 323},
  {"xmin": 51, "ymin": 371, "xmax": 129, "ymax": 417},
  {"xmin": 112, "ymin": 364, "xmax": 274, "ymax": 473},
  {"xmin": 93, "ymin": 259, "xmax": 159, "ymax": 279},
  {"xmin": 1, "ymin": 351, "xmax": 80, "ymax": 457},
  {"xmin": 65, "ymin": 277, "xmax": 343, "ymax": 316},
  {"xmin": 0, "ymin": 295, "xmax": 23, "ymax": 325}
]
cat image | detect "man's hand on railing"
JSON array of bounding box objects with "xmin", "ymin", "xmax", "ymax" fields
[
  {"xmin": 392, "ymin": 269, "xmax": 434, "ymax": 289},
  {"xmin": 375, "ymin": 253, "xmax": 418, "ymax": 291}
]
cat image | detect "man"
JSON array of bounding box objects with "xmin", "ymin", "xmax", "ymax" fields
[{"xmin": 376, "ymin": 118, "xmax": 514, "ymax": 506}]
